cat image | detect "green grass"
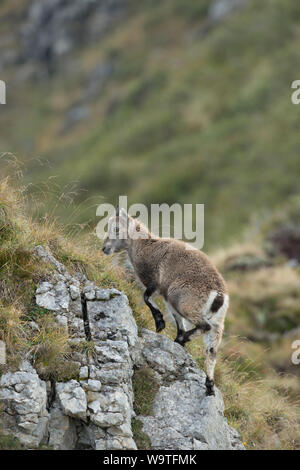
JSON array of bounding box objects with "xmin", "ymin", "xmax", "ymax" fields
[
  {"xmin": 132, "ymin": 367, "xmax": 159, "ymax": 416},
  {"xmin": 0, "ymin": 430, "xmax": 23, "ymax": 450},
  {"xmin": 131, "ymin": 367, "xmax": 159, "ymax": 449},
  {"xmin": 131, "ymin": 418, "xmax": 152, "ymax": 450}
]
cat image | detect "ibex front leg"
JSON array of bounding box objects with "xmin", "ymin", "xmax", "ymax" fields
[{"xmin": 144, "ymin": 288, "xmax": 165, "ymax": 333}]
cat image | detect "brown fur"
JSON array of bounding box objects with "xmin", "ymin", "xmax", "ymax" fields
[{"xmin": 128, "ymin": 233, "xmax": 227, "ymax": 326}]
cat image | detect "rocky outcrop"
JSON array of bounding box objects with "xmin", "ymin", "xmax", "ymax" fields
[
  {"xmin": 34, "ymin": 245, "xmax": 137, "ymax": 450},
  {"xmin": 135, "ymin": 330, "xmax": 244, "ymax": 450},
  {"xmin": 209, "ymin": 0, "xmax": 248, "ymax": 22},
  {"xmin": 0, "ymin": 361, "xmax": 49, "ymax": 448},
  {"xmin": 0, "ymin": 246, "xmax": 244, "ymax": 450},
  {"xmin": 21, "ymin": 0, "xmax": 128, "ymax": 69}
]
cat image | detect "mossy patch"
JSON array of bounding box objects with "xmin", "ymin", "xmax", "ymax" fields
[
  {"xmin": 24, "ymin": 305, "xmax": 50, "ymax": 322},
  {"xmin": 0, "ymin": 430, "xmax": 23, "ymax": 450},
  {"xmin": 35, "ymin": 358, "xmax": 80, "ymax": 383},
  {"xmin": 131, "ymin": 418, "xmax": 151, "ymax": 450},
  {"xmin": 132, "ymin": 367, "xmax": 159, "ymax": 416},
  {"xmin": 70, "ymin": 340, "xmax": 95, "ymax": 354},
  {"xmin": 131, "ymin": 367, "xmax": 157, "ymax": 449}
]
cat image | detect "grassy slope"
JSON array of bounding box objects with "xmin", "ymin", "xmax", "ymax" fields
[
  {"xmin": 0, "ymin": 178, "xmax": 299, "ymax": 450},
  {"xmin": 1, "ymin": 0, "xmax": 300, "ymax": 249}
]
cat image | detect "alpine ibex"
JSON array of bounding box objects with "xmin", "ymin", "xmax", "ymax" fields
[{"xmin": 102, "ymin": 207, "xmax": 228, "ymax": 396}]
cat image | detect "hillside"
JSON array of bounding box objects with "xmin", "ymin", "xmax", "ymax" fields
[
  {"xmin": 0, "ymin": 0, "xmax": 300, "ymax": 450},
  {"xmin": 0, "ymin": 179, "xmax": 299, "ymax": 449},
  {"xmin": 1, "ymin": 0, "xmax": 300, "ymax": 248}
]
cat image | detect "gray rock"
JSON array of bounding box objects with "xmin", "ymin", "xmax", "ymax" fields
[
  {"xmin": 76, "ymin": 422, "xmax": 106, "ymax": 449},
  {"xmin": 21, "ymin": 0, "xmax": 128, "ymax": 70},
  {"xmin": 79, "ymin": 366, "xmax": 89, "ymax": 380},
  {"xmin": 36, "ymin": 282, "xmax": 53, "ymax": 294},
  {"xmin": 61, "ymin": 105, "xmax": 90, "ymax": 133},
  {"xmin": 36, "ymin": 279, "xmax": 69, "ymax": 311},
  {"xmin": 48, "ymin": 400, "xmax": 77, "ymax": 450},
  {"xmin": 33, "ymin": 245, "xmax": 66, "ymax": 273},
  {"xmin": 56, "ymin": 315, "xmax": 68, "ymax": 331},
  {"xmin": 56, "ymin": 381, "xmax": 87, "ymax": 421},
  {"xmin": 33, "ymin": 247, "xmax": 138, "ymax": 449},
  {"xmin": 136, "ymin": 330, "xmax": 244, "ymax": 450},
  {"xmin": 28, "ymin": 321, "xmax": 39, "ymax": 331},
  {"xmin": 209, "ymin": 0, "xmax": 247, "ymax": 22},
  {"xmin": 0, "ymin": 361, "xmax": 49, "ymax": 448},
  {"xmin": 87, "ymin": 290, "xmax": 138, "ymax": 348},
  {"xmin": 85, "ymin": 380, "xmax": 102, "ymax": 392},
  {"xmin": 85, "ymin": 61, "xmax": 115, "ymax": 100},
  {"xmin": 103, "ymin": 436, "xmax": 136, "ymax": 450},
  {"xmin": 88, "ymin": 389, "xmax": 130, "ymax": 429},
  {"xmin": 69, "ymin": 284, "xmax": 80, "ymax": 300}
]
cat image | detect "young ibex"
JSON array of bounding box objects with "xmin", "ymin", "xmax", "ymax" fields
[{"xmin": 102, "ymin": 207, "xmax": 228, "ymax": 396}]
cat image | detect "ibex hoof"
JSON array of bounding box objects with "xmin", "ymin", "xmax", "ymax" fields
[
  {"xmin": 174, "ymin": 336, "xmax": 186, "ymax": 347},
  {"xmin": 156, "ymin": 319, "xmax": 165, "ymax": 333},
  {"xmin": 205, "ymin": 377, "xmax": 215, "ymax": 396}
]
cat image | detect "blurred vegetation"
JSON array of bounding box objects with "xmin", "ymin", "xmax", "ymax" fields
[
  {"xmin": 1, "ymin": 0, "xmax": 300, "ymax": 249},
  {"xmin": 0, "ymin": 428, "xmax": 23, "ymax": 450}
]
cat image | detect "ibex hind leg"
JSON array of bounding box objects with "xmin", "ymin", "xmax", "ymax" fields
[
  {"xmin": 170, "ymin": 308, "xmax": 192, "ymax": 346},
  {"xmin": 164, "ymin": 300, "xmax": 197, "ymax": 347},
  {"xmin": 176, "ymin": 321, "xmax": 211, "ymax": 347},
  {"xmin": 203, "ymin": 296, "xmax": 228, "ymax": 396}
]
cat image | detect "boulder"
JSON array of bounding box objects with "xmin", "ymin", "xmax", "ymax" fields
[
  {"xmin": 136, "ymin": 330, "xmax": 245, "ymax": 450},
  {"xmin": 0, "ymin": 361, "xmax": 49, "ymax": 448}
]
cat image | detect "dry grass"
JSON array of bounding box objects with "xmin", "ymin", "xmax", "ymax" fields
[
  {"xmin": 211, "ymin": 240, "xmax": 265, "ymax": 269},
  {"xmin": 221, "ymin": 370, "xmax": 299, "ymax": 450},
  {"xmin": 0, "ymin": 303, "xmax": 27, "ymax": 362},
  {"xmin": 227, "ymin": 266, "xmax": 300, "ymax": 337}
]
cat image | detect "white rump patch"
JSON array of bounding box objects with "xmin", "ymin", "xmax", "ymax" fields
[
  {"xmin": 203, "ymin": 290, "xmax": 218, "ymax": 316},
  {"xmin": 204, "ymin": 291, "xmax": 229, "ymax": 326}
]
